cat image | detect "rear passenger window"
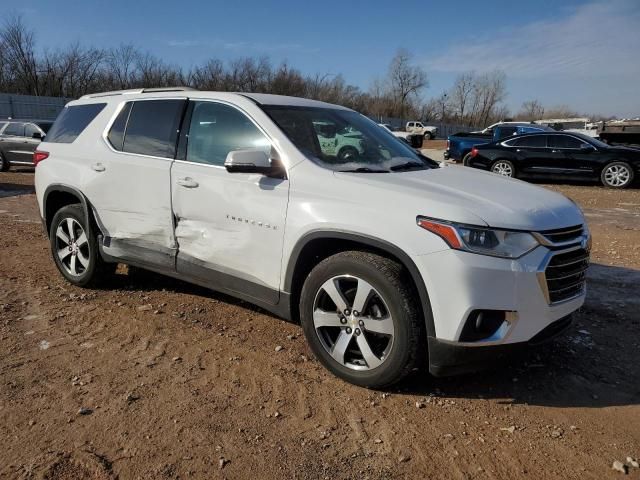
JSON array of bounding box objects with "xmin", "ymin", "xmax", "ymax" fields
[
  {"xmin": 513, "ymin": 136, "xmax": 547, "ymax": 148},
  {"xmin": 548, "ymin": 135, "xmax": 583, "ymax": 149},
  {"xmin": 123, "ymin": 100, "xmax": 185, "ymax": 158},
  {"xmin": 4, "ymin": 123, "xmax": 25, "ymax": 136},
  {"xmin": 45, "ymin": 103, "xmax": 106, "ymax": 143},
  {"xmin": 496, "ymin": 127, "xmax": 517, "ymax": 139},
  {"xmin": 184, "ymin": 101, "xmax": 271, "ymax": 166},
  {"xmin": 107, "ymin": 102, "xmax": 133, "ymax": 151}
]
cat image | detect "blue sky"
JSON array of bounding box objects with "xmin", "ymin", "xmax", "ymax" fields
[{"xmin": 11, "ymin": 0, "xmax": 640, "ymax": 117}]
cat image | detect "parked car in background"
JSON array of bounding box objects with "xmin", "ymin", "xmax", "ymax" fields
[
  {"xmin": 445, "ymin": 122, "xmax": 552, "ymax": 164},
  {"xmin": 35, "ymin": 89, "xmax": 589, "ymax": 388},
  {"xmin": 406, "ymin": 121, "xmax": 438, "ymax": 140},
  {"xmin": 313, "ymin": 121, "xmax": 366, "ymax": 161},
  {"xmin": 378, "ymin": 124, "xmax": 423, "ymax": 148},
  {"xmin": 0, "ymin": 120, "xmax": 53, "ymax": 171},
  {"xmin": 466, "ymin": 131, "xmax": 639, "ymax": 188}
]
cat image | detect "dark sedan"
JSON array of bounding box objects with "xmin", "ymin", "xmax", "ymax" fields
[
  {"xmin": 0, "ymin": 120, "xmax": 53, "ymax": 171},
  {"xmin": 466, "ymin": 132, "xmax": 640, "ymax": 188}
]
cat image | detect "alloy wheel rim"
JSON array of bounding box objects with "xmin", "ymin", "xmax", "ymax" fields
[
  {"xmin": 493, "ymin": 162, "xmax": 513, "ymax": 177},
  {"xmin": 604, "ymin": 165, "xmax": 630, "ymax": 187},
  {"xmin": 55, "ymin": 218, "xmax": 90, "ymax": 277},
  {"xmin": 312, "ymin": 275, "xmax": 394, "ymax": 371}
]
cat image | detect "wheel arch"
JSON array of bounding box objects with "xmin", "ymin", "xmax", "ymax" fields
[
  {"xmin": 43, "ymin": 184, "xmax": 94, "ymax": 238},
  {"xmin": 284, "ymin": 230, "xmax": 436, "ymax": 338}
]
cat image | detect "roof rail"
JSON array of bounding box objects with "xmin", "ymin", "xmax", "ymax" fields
[{"xmin": 80, "ymin": 86, "xmax": 198, "ymax": 100}]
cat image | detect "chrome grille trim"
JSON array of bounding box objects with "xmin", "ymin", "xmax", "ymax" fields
[
  {"xmin": 537, "ymin": 246, "xmax": 589, "ymax": 305},
  {"xmin": 533, "ymin": 224, "xmax": 586, "ymax": 248}
]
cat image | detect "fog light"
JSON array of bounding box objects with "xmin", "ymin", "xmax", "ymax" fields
[{"xmin": 459, "ymin": 310, "xmax": 508, "ymax": 342}]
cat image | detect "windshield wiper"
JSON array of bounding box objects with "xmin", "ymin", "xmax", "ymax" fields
[
  {"xmin": 338, "ymin": 167, "xmax": 389, "ymax": 173},
  {"xmin": 389, "ymin": 161, "xmax": 426, "ymax": 171}
]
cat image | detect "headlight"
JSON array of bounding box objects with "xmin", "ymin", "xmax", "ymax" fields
[{"xmin": 417, "ymin": 217, "xmax": 539, "ymax": 258}]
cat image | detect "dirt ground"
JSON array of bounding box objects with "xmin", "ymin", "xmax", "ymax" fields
[{"xmin": 1, "ymin": 169, "xmax": 639, "ymax": 479}]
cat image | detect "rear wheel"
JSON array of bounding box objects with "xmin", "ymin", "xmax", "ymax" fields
[
  {"xmin": 300, "ymin": 251, "xmax": 423, "ymax": 388},
  {"xmin": 0, "ymin": 153, "xmax": 8, "ymax": 172},
  {"xmin": 50, "ymin": 204, "xmax": 114, "ymax": 287},
  {"xmin": 601, "ymin": 162, "xmax": 633, "ymax": 188},
  {"xmin": 491, "ymin": 159, "xmax": 516, "ymax": 178}
]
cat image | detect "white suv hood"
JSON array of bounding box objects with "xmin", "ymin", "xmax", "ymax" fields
[{"xmin": 337, "ymin": 166, "xmax": 584, "ymax": 231}]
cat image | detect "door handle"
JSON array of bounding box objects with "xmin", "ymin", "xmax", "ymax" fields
[
  {"xmin": 91, "ymin": 163, "xmax": 106, "ymax": 172},
  {"xmin": 551, "ymin": 150, "xmax": 559, "ymax": 153},
  {"xmin": 177, "ymin": 177, "xmax": 199, "ymax": 188}
]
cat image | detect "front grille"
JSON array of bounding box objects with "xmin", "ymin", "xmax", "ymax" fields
[
  {"xmin": 539, "ymin": 225, "xmax": 584, "ymax": 245},
  {"xmin": 544, "ymin": 248, "xmax": 589, "ymax": 303}
]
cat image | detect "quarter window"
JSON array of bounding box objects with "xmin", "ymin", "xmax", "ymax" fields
[
  {"xmin": 25, "ymin": 124, "xmax": 40, "ymax": 138},
  {"xmin": 107, "ymin": 102, "xmax": 133, "ymax": 151},
  {"xmin": 123, "ymin": 100, "xmax": 185, "ymax": 158},
  {"xmin": 185, "ymin": 101, "xmax": 270, "ymax": 166},
  {"xmin": 4, "ymin": 123, "xmax": 25, "ymax": 137},
  {"xmin": 45, "ymin": 103, "xmax": 106, "ymax": 143}
]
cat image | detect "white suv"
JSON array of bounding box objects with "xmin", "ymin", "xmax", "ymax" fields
[{"xmin": 34, "ymin": 88, "xmax": 590, "ymax": 388}]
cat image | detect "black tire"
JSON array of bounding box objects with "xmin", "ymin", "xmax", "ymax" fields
[
  {"xmin": 300, "ymin": 251, "xmax": 423, "ymax": 388},
  {"xmin": 490, "ymin": 159, "xmax": 516, "ymax": 178},
  {"xmin": 600, "ymin": 161, "xmax": 634, "ymax": 189},
  {"xmin": 423, "ymin": 132, "xmax": 434, "ymax": 141},
  {"xmin": 49, "ymin": 204, "xmax": 115, "ymax": 287},
  {"xmin": 462, "ymin": 152, "xmax": 473, "ymax": 166},
  {"xmin": 0, "ymin": 152, "xmax": 9, "ymax": 172},
  {"xmin": 337, "ymin": 146, "xmax": 359, "ymax": 161}
]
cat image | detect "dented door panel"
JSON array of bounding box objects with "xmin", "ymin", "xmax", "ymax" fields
[{"xmin": 171, "ymin": 160, "xmax": 289, "ymax": 300}]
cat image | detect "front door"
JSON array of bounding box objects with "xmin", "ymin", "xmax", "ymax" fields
[{"xmin": 171, "ymin": 100, "xmax": 289, "ymax": 304}]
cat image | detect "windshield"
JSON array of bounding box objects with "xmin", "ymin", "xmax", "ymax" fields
[{"xmin": 263, "ymin": 106, "xmax": 435, "ymax": 172}]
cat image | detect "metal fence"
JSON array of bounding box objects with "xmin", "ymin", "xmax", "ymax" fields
[{"xmin": 0, "ymin": 94, "xmax": 70, "ymax": 121}]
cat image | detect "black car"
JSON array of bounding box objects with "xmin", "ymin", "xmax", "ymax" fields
[
  {"xmin": 467, "ymin": 132, "xmax": 640, "ymax": 188},
  {"xmin": 0, "ymin": 120, "xmax": 53, "ymax": 171}
]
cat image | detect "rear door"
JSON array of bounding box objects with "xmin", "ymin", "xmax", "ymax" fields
[
  {"xmin": 83, "ymin": 98, "xmax": 187, "ymax": 269},
  {"xmin": 506, "ymin": 135, "xmax": 549, "ymax": 174},
  {"xmin": 170, "ymin": 99, "xmax": 289, "ymax": 303}
]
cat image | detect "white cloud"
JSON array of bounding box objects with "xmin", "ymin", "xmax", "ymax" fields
[{"xmin": 427, "ymin": 0, "xmax": 640, "ymax": 78}]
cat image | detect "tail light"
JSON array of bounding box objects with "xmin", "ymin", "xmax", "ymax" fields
[
  {"xmin": 33, "ymin": 150, "xmax": 49, "ymax": 166},
  {"xmin": 471, "ymin": 147, "xmax": 479, "ymax": 157}
]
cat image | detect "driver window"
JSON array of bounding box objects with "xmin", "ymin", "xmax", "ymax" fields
[{"xmin": 186, "ymin": 101, "xmax": 271, "ymax": 166}]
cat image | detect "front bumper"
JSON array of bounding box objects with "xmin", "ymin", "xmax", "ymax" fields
[
  {"xmin": 415, "ymin": 246, "xmax": 586, "ymax": 374},
  {"xmin": 428, "ymin": 314, "xmax": 573, "ymax": 376}
]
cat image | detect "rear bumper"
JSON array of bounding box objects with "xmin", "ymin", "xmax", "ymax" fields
[
  {"xmin": 443, "ymin": 150, "xmax": 451, "ymax": 160},
  {"xmin": 428, "ymin": 314, "xmax": 573, "ymax": 376}
]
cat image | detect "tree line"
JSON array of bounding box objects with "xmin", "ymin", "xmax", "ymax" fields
[{"xmin": 1, "ymin": 16, "xmax": 593, "ymax": 128}]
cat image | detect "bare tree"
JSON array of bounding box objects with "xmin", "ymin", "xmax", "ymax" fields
[
  {"xmin": 387, "ymin": 48, "xmax": 428, "ymax": 120},
  {"xmin": 517, "ymin": 100, "xmax": 545, "ymax": 121},
  {"xmin": 1, "ymin": 15, "xmax": 40, "ymax": 94},
  {"xmin": 450, "ymin": 72, "xmax": 475, "ymax": 122},
  {"xmin": 105, "ymin": 44, "xmax": 138, "ymax": 90}
]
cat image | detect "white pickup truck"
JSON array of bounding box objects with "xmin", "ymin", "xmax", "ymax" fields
[{"xmin": 406, "ymin": 121, "xmax": 438, "ymax": 139}]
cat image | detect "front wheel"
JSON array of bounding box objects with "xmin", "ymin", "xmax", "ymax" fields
[
  {"xmin": 462, "ymin": 152, "xmax": 473, "ymax": 166},
  {"xmin": 337, "ymin": 146, "xmax": 359, "ymax": 161},
  {"xmin": 300, "ymin": 251, "xmax": 423, "ymax": 388},
  {"xmin": 601, "ymin": 162, "xmax": 633, "ymax": 188},
  {"xmin": 423, "ymin": 132, "xmax": 434, "ymax": 141},
  {"xmin": 491, "ymin": 159, "xmax": 516, "ymax": 178}
]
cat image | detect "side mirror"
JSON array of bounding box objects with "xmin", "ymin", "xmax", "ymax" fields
[
  {"xmin": 32, "ymin": 132, "xmax": 43, "ymax": 140},
  {"xmin": 224, "ymin": 148, "xmax": 282, "ymax": 176}
]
